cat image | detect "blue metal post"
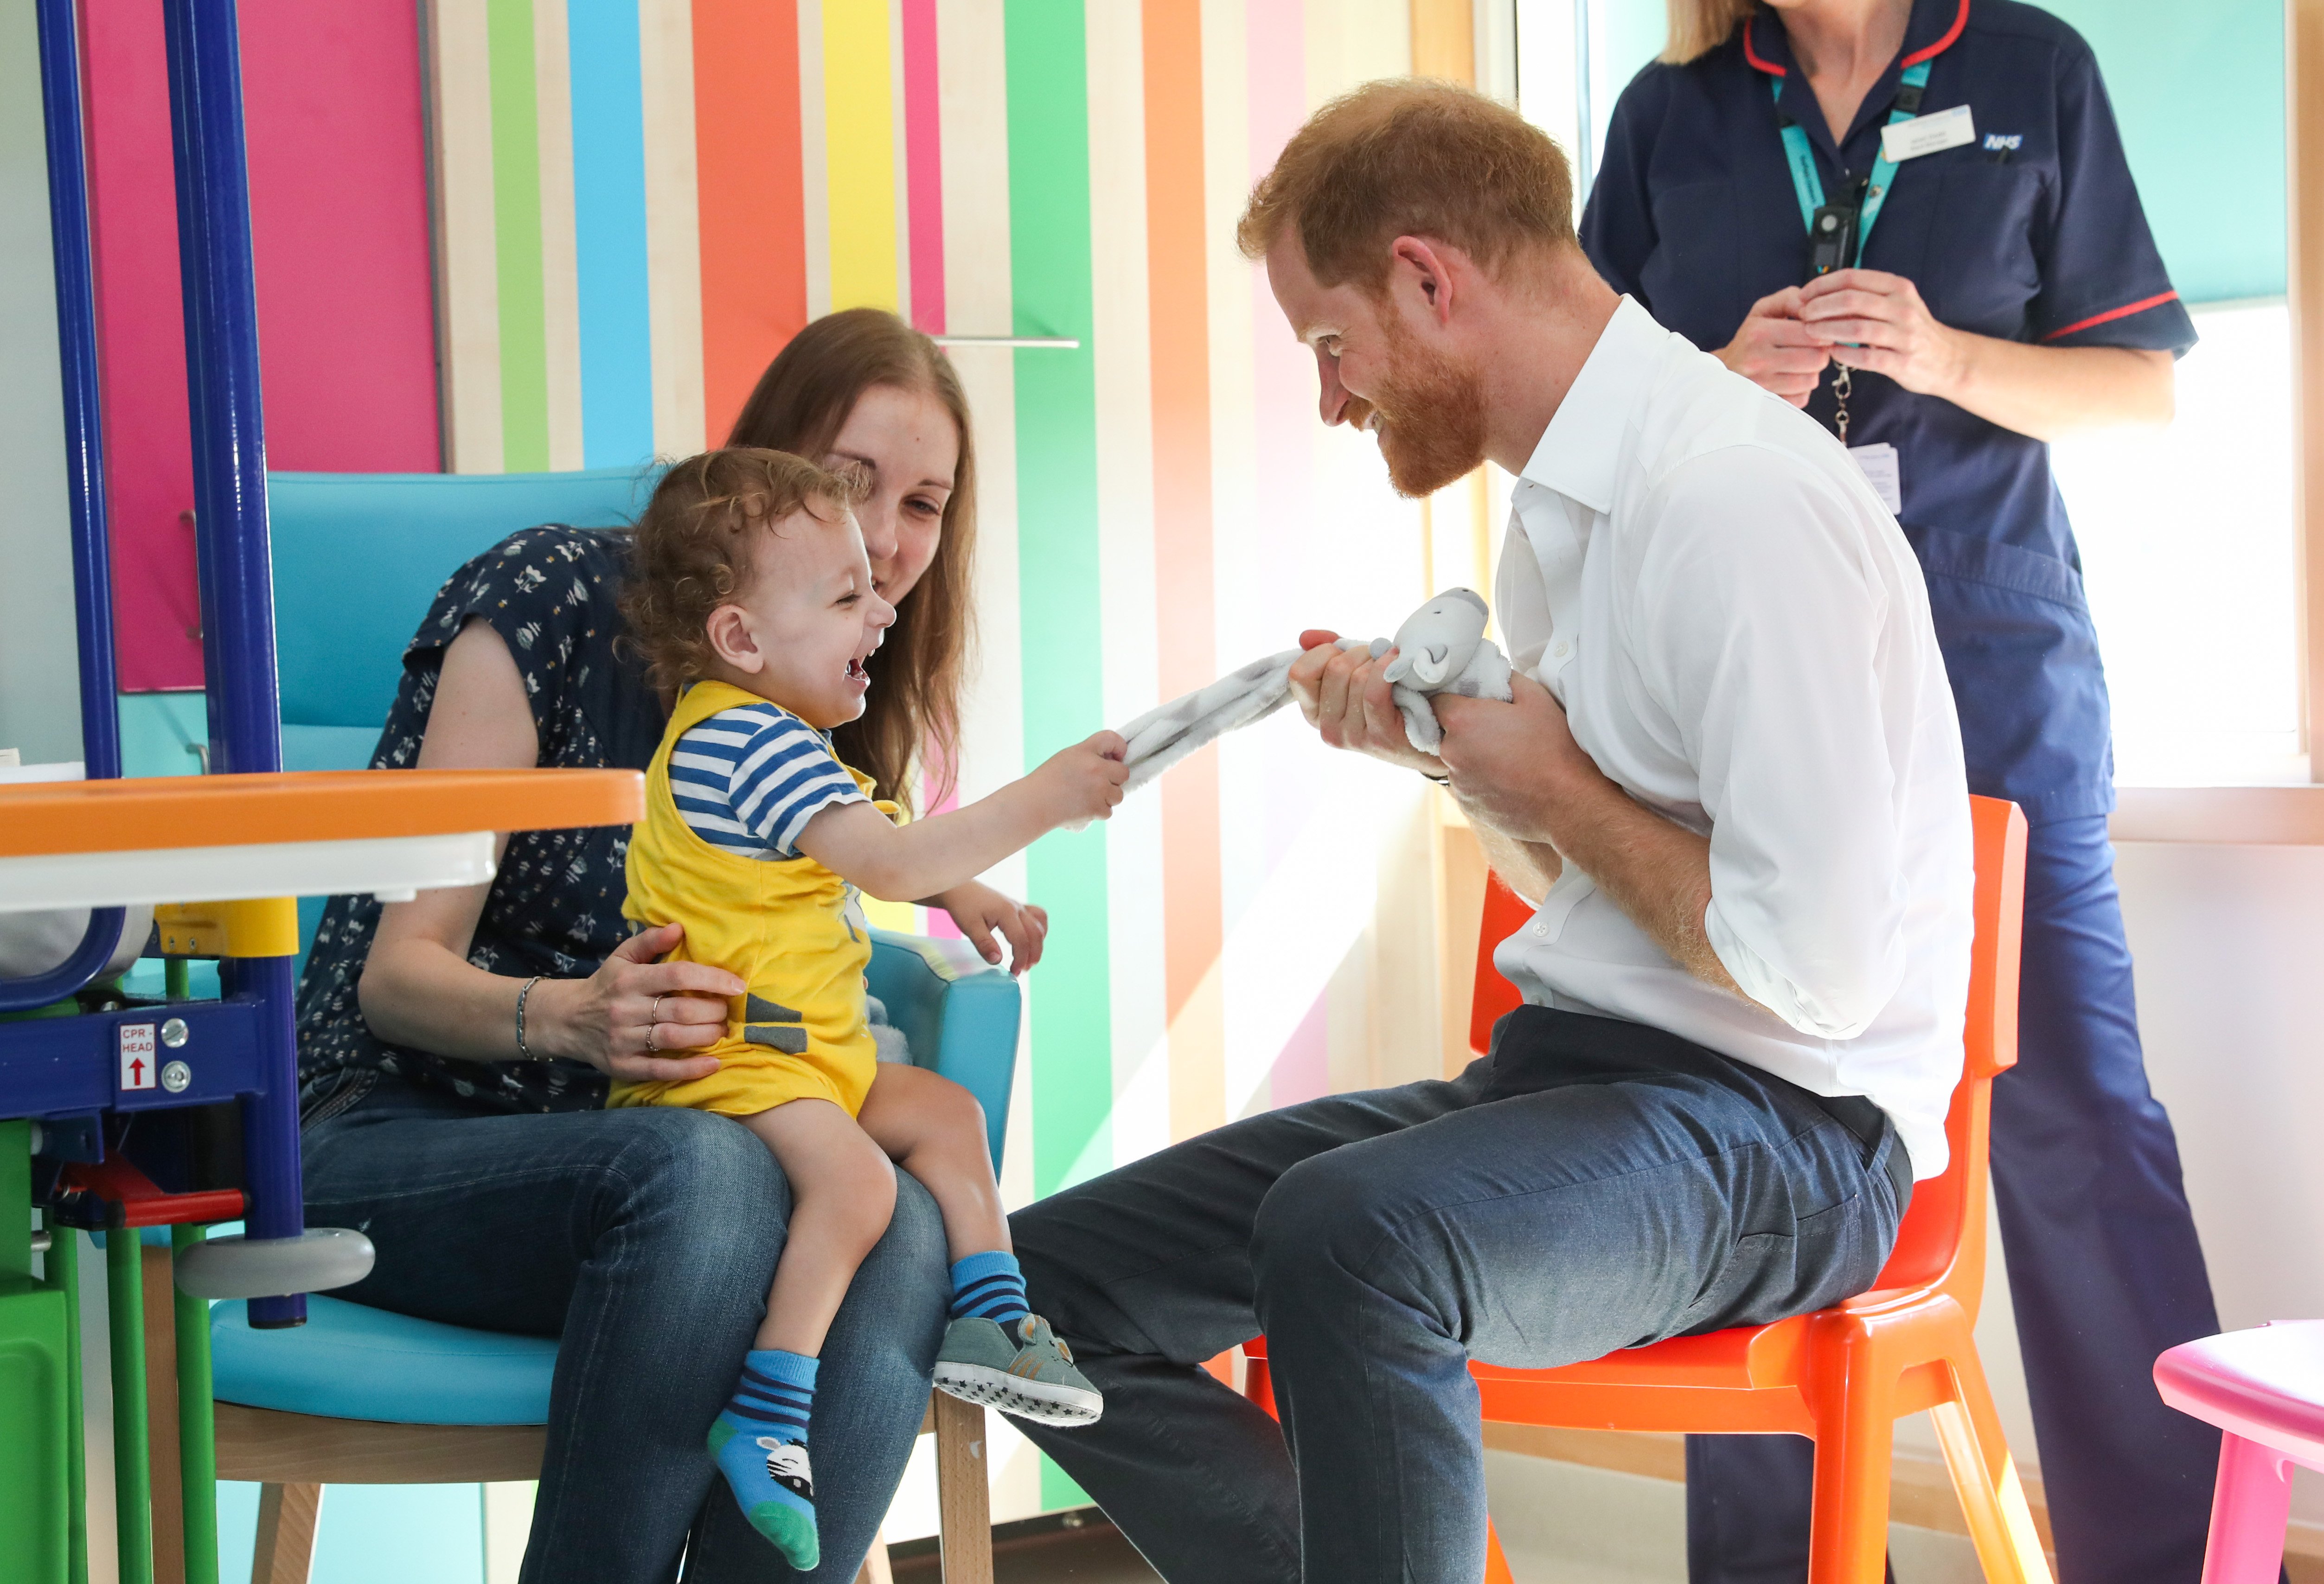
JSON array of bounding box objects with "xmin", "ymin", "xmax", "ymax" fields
[
  {"xmin": 160, "ymin": 0, "xmax": 306, "ymax": 1328},
  {"xmin": 4, "ymin": 0, "xmax": 130, "ymax": 1016}
]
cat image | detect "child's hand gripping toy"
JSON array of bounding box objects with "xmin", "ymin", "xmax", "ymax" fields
[{"xmin": 1112, "ymin": 587, "xmax": 1515, "ymax": 796}]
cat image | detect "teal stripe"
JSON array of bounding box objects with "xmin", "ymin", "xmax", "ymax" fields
[
  {"xmin": 567, "ymin": 0, "xmax": 655, "ymax": 467},
  {"xmin": 1004, "ymin": 0, "xmax": 1110, "ymax": 1204}
]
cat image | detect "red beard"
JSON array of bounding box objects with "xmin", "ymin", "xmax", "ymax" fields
[{"xmin": 1366, "ymin": 313, "xmax": 1489, "ymax": 498}]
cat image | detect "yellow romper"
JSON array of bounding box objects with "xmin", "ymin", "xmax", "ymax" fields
[{"xmin": 608, "ymin": 678, "xmax": 895, "ymax": 1118}]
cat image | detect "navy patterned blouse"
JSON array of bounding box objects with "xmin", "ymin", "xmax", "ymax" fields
[{"xmin": 295, "ymin": 526, "xmax": 666, "ymax": 1123}]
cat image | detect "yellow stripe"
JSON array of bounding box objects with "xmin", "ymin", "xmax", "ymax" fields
[{"xmin": 823, "ymin": 0, "xmax": 900, "ymax": 311}]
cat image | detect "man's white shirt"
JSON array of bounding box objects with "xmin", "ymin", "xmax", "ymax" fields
[{"xmin": 1491, "ymin": 296, "xmax": 1974, "ymax": 1179}]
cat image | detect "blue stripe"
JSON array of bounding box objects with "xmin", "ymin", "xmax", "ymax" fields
[
  {"xmin": 567, "ymin": 0, "xmax": 654, "ymax": 468},
  {"xmin": 673, "ymin": 708, "xmax": 861, "ymax": 857}
]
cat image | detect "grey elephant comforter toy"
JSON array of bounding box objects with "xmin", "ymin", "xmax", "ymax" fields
[{"xmin": 1114, "ymin": 587, "xmax": 1515, "ymax": 796}]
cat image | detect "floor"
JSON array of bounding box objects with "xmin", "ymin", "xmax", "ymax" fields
[{"xmin": 884, "ymin": 1456, "xmax": 2003, "ymax": 1584}]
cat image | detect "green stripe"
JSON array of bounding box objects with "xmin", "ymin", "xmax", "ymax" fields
[
  {"xmin": 1005, "ymin": 0, "xmax": 1110, "ymax": 1212},
  {"xmin": 1004, "ymin": 3, "xmax": 1108, "ymax": 1513},
  {"xmin": 487, "ymin": 0, "xmax": 551, "ymax": 472}
]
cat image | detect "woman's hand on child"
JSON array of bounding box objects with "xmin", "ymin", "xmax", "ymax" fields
[
  {"xmin": 929, "ymin": 881, "xmax": 1050, "ymax": 975},
  {"xmin": 543, "ymin": 923, "xmax": 738, "ymax": 1083},
  {"xmin": 1031, "ymin": 732, "xmax": 1131, "ymax": 828}
]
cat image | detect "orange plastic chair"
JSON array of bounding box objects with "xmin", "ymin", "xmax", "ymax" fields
[{"xmin": 1244, "ymin": 796, "xmax": 2044, "ymax": 1584}]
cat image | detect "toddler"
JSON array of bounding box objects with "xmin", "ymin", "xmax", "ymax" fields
[{"xmin": 613, "ymin": 448, "xmax": 1127, "ymax": 1569}]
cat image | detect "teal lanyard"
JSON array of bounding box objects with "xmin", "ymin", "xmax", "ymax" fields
[{"xmin": 1769, "ymin": 58, "xmax": 1933, "ymax": 270}]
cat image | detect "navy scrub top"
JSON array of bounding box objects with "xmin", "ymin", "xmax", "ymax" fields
[{"xmin": 1580, "ymin": 0, "xmax": 2196, "ymax": 824}]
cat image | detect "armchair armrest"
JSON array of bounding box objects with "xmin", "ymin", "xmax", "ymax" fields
[{"xmin": 866, "ymin": 929, "xmax": 1022, "ymax": 1171}]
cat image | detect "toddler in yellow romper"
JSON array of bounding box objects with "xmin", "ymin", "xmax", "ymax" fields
[{"xmin": 613, "ymin": 449, "xmax": 1127, "ymax": 1570}]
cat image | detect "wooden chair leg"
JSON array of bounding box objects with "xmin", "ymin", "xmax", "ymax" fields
[
  {"xmin": 931, "ymin": 1392, "xmax": 993, "ymax": 1584},
  {"xmin": 853, "ymin": 1525, "xmax": 896, "ymax": 1584},
  {"xmin": 142, "ymin": 1242, "xmax": 186, "ymax": 1584},
  {"xmin": 1929, "ymin": 1350, "xmax": 2052, "ymax": 1584},
  {"xmin": 251, "ymin": 1483, "xmax": 322, "ymax": 1584}
]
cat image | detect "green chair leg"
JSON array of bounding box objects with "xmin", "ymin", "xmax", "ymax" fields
[
  {"xmin": 106, "ymin": 1229, "xmax": 153, "ymax": 1584},
  {"xmin": 47, "ymin": 1214, "xmax": 87, "ymax": 1584},
  {"xmin": 0, "ymin": 1122, "xmax": 71, "ymax": 1583},
  {"xmin": 174, "ymin": 1225, "xmax": 218, "ymax": 1584}
]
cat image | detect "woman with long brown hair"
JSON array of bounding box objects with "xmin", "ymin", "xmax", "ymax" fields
[{"xmin": 290, "ymin": 308, "xmax": 1020, "ymax": 1582}]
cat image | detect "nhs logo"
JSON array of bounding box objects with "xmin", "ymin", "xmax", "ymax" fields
[{"xmin": 1984, "ymin": 133, "xmax": 2023, "ymax": 152}]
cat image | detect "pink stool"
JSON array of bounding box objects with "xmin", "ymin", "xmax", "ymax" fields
[{"xmin": 2154, "ymin": 1320, "xmax": 2324, "ymax": 1584}]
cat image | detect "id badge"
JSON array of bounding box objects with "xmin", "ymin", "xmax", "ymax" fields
[
  {"xmin": 1850, "ymin": 443, "xmax": 1902, "ymax": 515},
  {"xmin": 1880, "ymin": 103, "xmax": 1975, "ymax": 162}
]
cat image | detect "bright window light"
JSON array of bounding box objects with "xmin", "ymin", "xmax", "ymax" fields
[{"xmin": 2055, "ymin": 300, "xmax": 2303, "ymax": 786}]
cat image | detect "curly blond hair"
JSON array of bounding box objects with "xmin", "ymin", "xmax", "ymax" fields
[{"xmin": 619, "ymin": 447, "xmax": 863, "ymax": 696}]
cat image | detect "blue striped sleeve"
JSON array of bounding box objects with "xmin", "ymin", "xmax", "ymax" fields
[{"xmin": 671, "ymin": 705, "xmax": 866, "ymax": 859}]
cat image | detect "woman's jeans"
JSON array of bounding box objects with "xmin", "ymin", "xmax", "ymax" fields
[{"xmin": 302, "ymin": 1084, "xmax": 949, "ymax": 1583}]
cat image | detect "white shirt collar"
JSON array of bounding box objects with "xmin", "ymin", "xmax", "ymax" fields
[{"xmin": 1515, "ymin": 296, "xmax": 1667, "ymax": 517}]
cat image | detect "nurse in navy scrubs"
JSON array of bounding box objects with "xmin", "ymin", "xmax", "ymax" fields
[{"xmin": 1581, "ymin": 1, "xmax": 2224, "ymax": 1580}]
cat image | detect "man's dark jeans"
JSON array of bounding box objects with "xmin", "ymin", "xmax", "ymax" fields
[
  {"xmin": 1010, "ymin": 1006, "xmax": 1909, "ymax": 1584},
  {"xmin": 302, "ymin": 1083, "xmax": 949, "ymax": 1583}
]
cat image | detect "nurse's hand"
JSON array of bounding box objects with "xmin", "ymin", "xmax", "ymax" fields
[
  {"xmin": 1796, "ymin": 269, "xmax": 1966, "ymax": 398},
  {"xmin": 1716, "ymin": 288, "xmax": 1831, "ymax": 407},
  {"xmin": 1288, "ymin": 629, "xmax": 1440, "ymax": 776}
]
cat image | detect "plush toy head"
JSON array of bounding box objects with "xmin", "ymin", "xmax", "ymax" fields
[{"xmin": 1382, "ymin": 588, "xmax": 1489, "ymax": 690}]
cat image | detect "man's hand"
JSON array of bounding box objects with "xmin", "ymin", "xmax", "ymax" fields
[
  {"xmin": 1287, "ymin": 629, "xmax": 1440, "ymax": 775},
  {"xmin": 1434, "ymin": 671, "xmax": 1605, "ymax": 842},
  {"xmin": 1716, "ymin": 287, "xmax": 1832, "ymax": 408}
]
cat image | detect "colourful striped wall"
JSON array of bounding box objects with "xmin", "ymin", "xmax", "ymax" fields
[{"xmin": 427, "ymin": 0, "xmax": 1456, "ymax": 1528}]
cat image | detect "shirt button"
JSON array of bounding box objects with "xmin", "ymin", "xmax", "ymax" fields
[
  {"xmin": 1552, "ymin": 641, "xmax": 1571, "ymax": 660},
  {"xmin": 1530, "ymin": 921, "xmax": 1549, "ymax": 939}
]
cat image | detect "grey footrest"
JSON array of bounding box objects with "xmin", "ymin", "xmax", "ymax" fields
[{"xmin": 175, "ymin": 1226, "xmax": 376, "ymax": 1299}]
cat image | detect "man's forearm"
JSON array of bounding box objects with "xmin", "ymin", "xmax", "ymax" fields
[
  {"xmin": 1464, "ymin": 806, "xmax": 1561, "ymax": 904},
  {"xmin": 1545, "ymin": 782, "xmax": 1742, "ymax": 998}
]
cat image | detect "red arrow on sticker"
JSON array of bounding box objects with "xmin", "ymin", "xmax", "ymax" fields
[{"xmin": 128, "ymin": 1058, "xmax": 146, "ymax": 1086}]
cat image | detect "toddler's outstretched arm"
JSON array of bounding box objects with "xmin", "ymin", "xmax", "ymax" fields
[{"xmin": 794, "ymin": 731, "xmax": 1128, "ymax": 902}]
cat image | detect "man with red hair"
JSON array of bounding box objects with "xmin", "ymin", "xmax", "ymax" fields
[{"xmin": 1008, "ymin": 80, "xmax": 1975, "ymax": 1584}]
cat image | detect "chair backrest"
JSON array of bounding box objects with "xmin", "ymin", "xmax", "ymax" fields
[
  {"xmin": 1465, "ymin": 796, "xmax": 2027, "ymax": 1310},
  {"xmin": 269, "ymin": 466, "xmax": 660, "ymax": 735}
]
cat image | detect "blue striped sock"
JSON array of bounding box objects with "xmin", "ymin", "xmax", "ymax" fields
[
  {"xmin": 949, "ymin": 1251, "xmax": 1031, "ymax": 1328},
  {"xmin": 708, "ymin": 1349, "xmax": 819, "ymax": 1569}
]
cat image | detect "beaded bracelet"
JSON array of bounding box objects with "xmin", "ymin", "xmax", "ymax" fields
[{"xmin": 514, "ymin": 974, "xmax": 546, "ymax": 1060}]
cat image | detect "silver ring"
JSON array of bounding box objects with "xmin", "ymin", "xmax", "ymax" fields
[{"xmin": 651, "ymin": 994, "xmax": 666, "ymax": 1023}]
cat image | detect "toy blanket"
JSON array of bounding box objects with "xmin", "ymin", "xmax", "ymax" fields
[{"xmin": 1116, "ymin": 588, "xmax": 1515, "ymax": 796}]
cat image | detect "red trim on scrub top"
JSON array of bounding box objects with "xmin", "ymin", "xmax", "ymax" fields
[
  {"xmin": 1748, "ymin": 0, "xmax": 1967, "ymax": 77},
  {"xmin": 1901, "ymin": 0, "xmax": 1971, "ymax": 66},
  {"xmin": 2039, "ymin": 290, "xmax": 2182, "ymax": 343}
]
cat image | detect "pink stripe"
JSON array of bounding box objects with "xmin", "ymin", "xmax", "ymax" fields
[
  {"xmin": 1246, "ymin": 0, "xmax": 1311, "ymax": 870},
  {"xmin": 900, "ymin": 0, "xmax": 945, "ymax": 334},
  {"xmin": 1268, "ymin": 988, "xmax": 1332, "ymax": 1110}
]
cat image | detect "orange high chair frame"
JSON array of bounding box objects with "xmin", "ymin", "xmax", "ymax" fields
[{"xmin": 1243, "ymin": 796, "xmax": 2042, "ymax": 1584}]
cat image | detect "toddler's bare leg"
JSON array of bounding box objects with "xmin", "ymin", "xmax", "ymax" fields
[
  {"xmin": 856, "ymin": 1064, "xmax": 1006, "ymax": 1262},
  {"xmin": 739, "ymin": 1100, "xmax": 898, "ymax": 1354}
]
